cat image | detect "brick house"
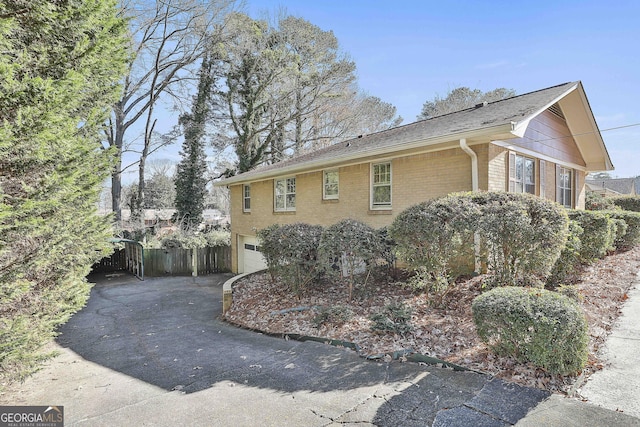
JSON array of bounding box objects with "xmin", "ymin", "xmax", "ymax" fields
[{"xmin": 216, "ymin": 81, "xmax": 613, "ymax": 274}]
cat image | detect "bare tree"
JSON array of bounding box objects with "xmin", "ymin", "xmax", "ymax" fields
[
  {"xmin": 417, "ymin": 87, "xmax": 516, "ymax": 120},
  {"xmin": 104, "ymin": 0, "xmax": 236, "ymax": 222}
]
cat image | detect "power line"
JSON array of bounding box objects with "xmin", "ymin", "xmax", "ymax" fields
[{"xmin": 528, "ymin": 122, "xmax": 640, "ymax": 144}]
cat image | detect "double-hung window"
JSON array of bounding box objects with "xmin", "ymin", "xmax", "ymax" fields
[
  {"xmin": 323, "ymin": 170, "xmax": 339, "ymax": 200},
  {"xmin": 509, "ymin": 152, "xmax": 535, "ymax": 195},
  {"xmin": 243, "ymin": 184, "xmax": 251, "ymax": 212},
  {"xmin": 274, "ymin": 177, "xmax": 296, "ymax": 211},
  {"xmin": 556, "ymin": 166, "xmax": 573, "ymax": 208},
  {"xmin": 371, "ymin": 162, "xmax": 392, "ymax": 208}
]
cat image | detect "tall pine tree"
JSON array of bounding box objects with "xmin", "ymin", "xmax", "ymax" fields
[
  {"xmin": 0, "ymin": 0, "xmax": 128, "ymax": 381},
  {"xmin": 174, "ymin": 52, "xmax": 213, "ymax": 227}
]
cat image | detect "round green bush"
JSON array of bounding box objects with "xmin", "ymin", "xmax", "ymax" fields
[
  {"xmin": 567, "ymin": 210, "xmax": 616, "ymax": 262},
  {"xmin": 470, "ymin": 192, "xmax": 569, "ymax": 288},
  {"xmin": 606, "ymin": 210, "xmax": 640, "ymax": 250},
  {"xmin": 472, "ymin": 286, "xmax": 588, "ymax": 375}
]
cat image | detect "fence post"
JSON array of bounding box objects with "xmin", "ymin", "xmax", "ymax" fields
[{"xmin": 192, "ymin": 247, "xmax": 198, "ymax": 277}]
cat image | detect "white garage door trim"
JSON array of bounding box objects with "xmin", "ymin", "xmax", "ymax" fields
[{"xmin": 240, "ymin": 235, "xmax": 267, "ymax": 274}]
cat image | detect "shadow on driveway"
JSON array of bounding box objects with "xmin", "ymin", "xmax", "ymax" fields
[{"xmin": 57, "ymin": 273, "xmax": 549, "ymax": 425}]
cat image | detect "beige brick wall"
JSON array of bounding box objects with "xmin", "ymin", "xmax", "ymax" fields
[
  {"xmin": 229, "ymin": 147, "xmax": 477, "ymax": 272},
  {"xmin": 228, "ymin": 143, "xmax": 587, "ymax": 272}
]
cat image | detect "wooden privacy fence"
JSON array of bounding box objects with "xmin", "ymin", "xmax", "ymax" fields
[
  {"xmin": 144, "ymin": 246, "xmax": 231, "ymax": 277},
  {"xmin": 93, "ymin": 245, "xmax": 231, "ymax": 278}
]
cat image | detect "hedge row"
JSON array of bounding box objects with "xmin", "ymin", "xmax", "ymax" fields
[
  {"xmin": 257, "ymin": 219, "xmax": 391, "ymax": 300},
  {"xmin": 390, "ymin": 192, "xmax": 569, "ymax": 290}
]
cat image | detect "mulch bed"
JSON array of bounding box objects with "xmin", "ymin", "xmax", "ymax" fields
[{"xmin": 224, "ymin": 246, "xmax": 640, "ymax": 394}]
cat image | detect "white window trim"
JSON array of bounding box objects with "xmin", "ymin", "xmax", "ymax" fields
[
  {"xmin": 508, "ymin": 151, "xmax": 535, "ymax": 195},
  {"xmin": 323, "ymin": 170, "xmax": 339, "ymax": 200},
  {"xmin": 243, "ymin": 184, "xmax": 251, "ymax": 212},
  {"xmin": 556, "ymin": 165, "xmax": 574, "ymax": 208},
  {"xmin": 274, "ymin": 176, "xmax": 296, "ymax": 212},
  {"xmin": 370, "ymin": 162, "xmax": 392, "ymax": 210}
]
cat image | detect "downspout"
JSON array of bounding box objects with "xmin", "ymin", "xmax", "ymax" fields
[
  {"xmin": 460, "ymin": 138, "xmax": 481, "ymax": 273},
  {"xmin": 459, "ymin": 138, "xmax": 478, "ymax": 191}
]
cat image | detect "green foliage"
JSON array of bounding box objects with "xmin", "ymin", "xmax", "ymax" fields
[
  {"xmin": 370, "ymin": 302, "xmax": 413, "ymax": 335},
  {"xmin": 312, "ymin": 306, "xmax": 353, "ymax": 328},
  {"xmin": 567, "ymin": 210, "xmax": 616, "ymax": 262},
  {"xmin": 174, "ymin": 53, "xmax": 212, "ymax": 227},
  {"xmin": 470, "ymin": 192, "xmax": 569, "ymax": 288},
  {"xmin": 256, "ymin": 223, "xmax": 323, "ymax": 296},
  {"xmin": 548, "ymin": 220, "xmax": 584, "ymax": 287},
  {"xmin": 389, "ymin": 194, "xmax": 478, "ymax": 296},
  {"xmin": 0, "ymin": 0, "xmax": 129, "ymax": 382},
  {"xmin": 318, "ymin": 219, "xmax": 384, "ymax": 300},
  {"xmin": 156, "ymin": 230, "xmax": 230, "ymax": 250},
  {"xmin": 606, "ymin": 210, "xmax": 640, "ymax": 250},
  {"xmin": 611, "ymin": 196, "xmax": 640, "ymax": 212},
  {"xmin": 556, "ymin": 285, "xmax": 582, "ymax": 302},
  {"xmin": 472, "ymin": 287, "xmax": 588, "ymax": 375},
  {"xmin": 585, "ymin": 192, "xmax": 618, "ymax": 211}
]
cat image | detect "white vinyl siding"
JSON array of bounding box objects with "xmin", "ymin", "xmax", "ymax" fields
[
  {"xmin": 274, "ymin": 177, "xmax": 296, "ymax": 211},
  {"xmin": 323, "ymin": 170, "xmax": 339, "ymax": 200},
  {"xmin": 371, "ymin": 162, "xmax": 392, "ymax": 209}
]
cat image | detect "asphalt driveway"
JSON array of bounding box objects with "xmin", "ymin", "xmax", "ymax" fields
[{"xmin": 11, "ymin": 273, "xmax": 552, "ymax": 425}]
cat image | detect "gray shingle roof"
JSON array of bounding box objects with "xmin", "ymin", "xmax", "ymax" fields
[
  {"xmin": 586, "ymin": 178, "xmax": 638, "ymax": 195},
  {"xmin": 219, "ymin": 82, "xmax": 578, "ymax": 185}
]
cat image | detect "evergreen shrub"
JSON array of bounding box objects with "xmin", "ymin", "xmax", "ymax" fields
[
  {"xmin": 389, "ymin": 194, "xmax": 478, "ymax": 295},
  {"xmin": 318, "ymin": 219, "xmax": 383, "ymax": 300},
  {"xmin": 567, "ymin": 210, "xmax": 616, "ymax": 262},
  {"xmin": 470, "ymin": 192, "xmax": 569, "ymax": 288},
  {"xmin": 256, "ymin": 223, "xmax": 323, "ymax": 296},
  {"xmin": 548, "ymin": 220, "xmax": 583, "ymax": 286},
  {"xmin": 472, "ymin": 286, "xmax": 588, "ymax": 375},
  {"xmin": 606, "ymin": 211, "xmax": 640, "ymax": 250},
  {"xmin": 611, "ymin": 196, "xmax": 640, "ymax": 212}
]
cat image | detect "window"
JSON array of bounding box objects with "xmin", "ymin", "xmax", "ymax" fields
[
  {"xmin": 243, "ymin": 184, "xmax": 251, "ymax": 212},
  {"xmin": 371, "ymin": 162, "xmax": 391, "ymax": 208},
  {"xmin": 323, "ymin": 170, "xmax": 339, "ymax": 200},
  {"xmin": 274, "ymin": 177, "xmax": 296, "ymax": 211},
  {"xmin": 556, "ymin": 166, "xmax": 573, "ymax": 208},
  {"xmin": 509, "ymin": 152, "xmax": 535, "ymax": 195}
]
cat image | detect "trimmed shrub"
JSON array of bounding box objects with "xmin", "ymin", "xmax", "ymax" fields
[
  {"xmin": 389, "ymin": 194, "xmax": 478, "ymax": 295},
  {"xmin": 472, "ymin": 287, "xmax": 588, "ymax": 375},
  {"xmin": 611, "ymin": 196, "xmax": 640, "ymax": 212},
  {"xmin": 471, "ymin": 192, "xmax": 569, "ymax": 288},
  {"xmin": 606, "ymin": 210, "xmax": 640, "ymax": 250},
  {"xmin": 318, "ymin": 219, "xmax": 383, "ymax": 300},
  {"xmin": 547, "ymin": 220, "xmax": 583, "ymax": 286},
  {"xmin": 585, "ymin": 192, "xmax": 618, "ymax": 211},
  {"xmin": 567, "ymin": 210, "xmax": 616, "ymax": 262},
  {"xmin": 370, "ymin": 302, "xmax": 413, "ymax": 335},
  {"xmin": 256, "ymin": 223, "xmax": 323, "ymax": 296}
]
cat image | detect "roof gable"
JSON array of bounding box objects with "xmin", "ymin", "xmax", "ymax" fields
[{"xmin": 219, "ymin": 81, "xmax": 612, "ymax": 185}]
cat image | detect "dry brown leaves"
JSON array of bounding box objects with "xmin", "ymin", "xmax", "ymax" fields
[{"xmin": 224, "ymin": 246, "xmax": 640, "ymax": 394}]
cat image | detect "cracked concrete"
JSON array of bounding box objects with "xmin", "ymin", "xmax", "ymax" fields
[{"xmin": 2, "ymin": 272, "xmax": 632, "ymax": 426}]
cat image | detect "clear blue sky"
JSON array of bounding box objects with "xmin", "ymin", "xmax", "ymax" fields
[{"xmin": 243, "ymin": 0, "xmax": 640, "ymax": 178}]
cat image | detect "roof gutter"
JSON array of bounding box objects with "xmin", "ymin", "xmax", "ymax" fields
[
  {"xmin": 217, "ymin": 124, "xmax": 513, "ymax": 186},
  {"xmin": 459, "ymin": 138, "xmax": 478, "ymax": 192}
]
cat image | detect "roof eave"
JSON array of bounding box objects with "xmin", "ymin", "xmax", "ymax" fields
[{"xmin": 215, "ymin": 123, "xmax": 513, "ymax": 186}]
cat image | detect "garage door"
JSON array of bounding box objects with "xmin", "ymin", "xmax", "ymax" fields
[{"xmin": 242, "ymin": 236, "xmax": 267, "ymax": 274}]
